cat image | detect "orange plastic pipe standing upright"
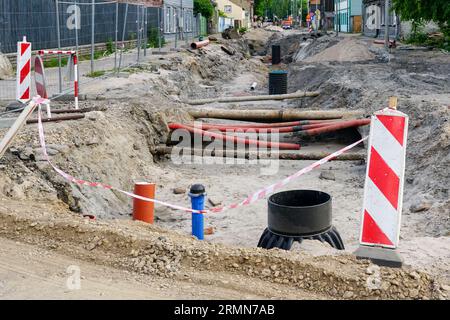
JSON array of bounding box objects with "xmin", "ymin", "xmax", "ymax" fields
[{"xmin": 133, "ymin": 182, "xmax": 156, "ymax": 224}]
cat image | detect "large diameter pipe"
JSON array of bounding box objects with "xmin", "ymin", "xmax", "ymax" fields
[
  {"xmin": 186, "ymin": 91, "xmax": 320, "ymax": 105},
  {"xmin": 188, "ymin": 109, "xmax": 363, "ymax": 121},
  {"xmin": 168, "ymin": 123, "xmax": 300, "ymax": 150},
  {"xmin": 183, "ymin": 121, "xmax": 340, "ymax": 133},
  {"xmin": 190, "ymin": 119, "xmax": 339, "ymax": 129},
  {"xmin": 190, "ymin": 39, "xmax": 210, "ymax": 49},
  {"xmin": 155, "ymin": 145, "xmax": 365, "ymax": 161},
  {"xmin": 298, "ymin": 119, "xmax": 371, "ymax": 136}
]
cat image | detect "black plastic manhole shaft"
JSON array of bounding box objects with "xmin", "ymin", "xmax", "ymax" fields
[{"xmin": 258, "ymin": 190, "xmax": 344, "ymax": 251}]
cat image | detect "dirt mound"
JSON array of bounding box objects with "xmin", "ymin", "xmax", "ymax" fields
[
  {"xmin": 0, "ymin": 199, "xmax": 445, "ymax": 299},
  {"xmin": 303, "ymin": 37, "xmax": 375, "ymax": 63}
]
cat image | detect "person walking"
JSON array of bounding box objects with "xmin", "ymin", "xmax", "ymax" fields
[
  {"xmin": 310, "ymin": 11, "xmax": 316, "ymax": 32},
  {"xmin": 306, "ymin": 12, "xmax": 311, "ymax": 30}
]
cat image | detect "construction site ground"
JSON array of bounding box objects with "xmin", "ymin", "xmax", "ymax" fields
[{"xmin": 0, "ymin": 28, "xmax": 449, "ymax": 300}]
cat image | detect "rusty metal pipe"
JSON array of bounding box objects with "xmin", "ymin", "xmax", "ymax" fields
[{"xmin": 26, "ymin": 114, "xmax": 85, "ymax": 124}]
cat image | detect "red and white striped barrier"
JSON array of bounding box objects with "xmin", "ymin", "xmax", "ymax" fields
[
  {"xmin": 355, "ymin": 107, "xmax": 409, "ymax": 267},
  {"xmin": 34, "ymin": 56, "xmax": 51, "ymax": 118},
  {"xmin": 16, "ymin": 36, "xmax": 32, "ymax": 102},
  {"xmin": 37, "ymin": 50, "xmax": 79, "ymax": 109}
]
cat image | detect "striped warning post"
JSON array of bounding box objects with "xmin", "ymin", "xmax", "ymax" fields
[
  {"xmin": 37, "ymin": 50, "xmax": 78, "ymax": 109},
  {"xmin": 34, "ymin": 55, "xmax": 47, "ymax": 99},
  {"xmin": 34, "ymin": 56, "xmax": 52, "ymax": 118},
  {"xmin": 16, "ymin": 36, "xmax": 32, "ymax": 102},
  {"xmin": 355, "ymin": 107, "xmax": 409, "ymax": 267}
]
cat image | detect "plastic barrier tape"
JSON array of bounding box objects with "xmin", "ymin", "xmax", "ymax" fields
[{"xmin": 33, "ymin": 97, "xmax": 368, "ymax": 215}]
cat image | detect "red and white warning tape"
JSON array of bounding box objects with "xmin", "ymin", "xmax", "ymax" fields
[{"xmin": 33, "ymin": 97, "xmax": 368, "ymax": 215}]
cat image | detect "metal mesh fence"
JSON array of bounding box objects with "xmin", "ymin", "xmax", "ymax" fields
[{"xmin": 0, "ymin": 0, "xmax": 163, "ymax": 102}]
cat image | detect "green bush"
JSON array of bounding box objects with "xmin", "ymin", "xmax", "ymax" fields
[
  {"xmin": 239, "ymin": 27, "xmax": 248, "ymax": 34},
  {"xmin": 194, "ymin": 0, "xmax": 214, "ymax": 19},
  {"xmin": 106, "ymin": 38, "xmax": 115, "ymax": 54},
  {"xmin": 147, "ymin": 27, "xmax": 165, "ymax": 48}
]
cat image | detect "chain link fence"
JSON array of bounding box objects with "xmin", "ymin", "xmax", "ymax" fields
[{"xmin": 0, "ymin": 0, "xmax": 167, "ymax": 102}]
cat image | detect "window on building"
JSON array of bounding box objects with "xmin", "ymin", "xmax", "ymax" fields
[
  {"xmin": 224, "ymin": 5, "xmax": 232, "ymax": 14},
  {"xmin": 171, "ymin": 6, "xmax": 176, "ymax": 33},
  {"xmin": 184, "ymin": 9, "xmax": 192, "ymax": 32},
  {"xmin": 164, "ymin": 6, "xmax": 171, "ymax": 33}
]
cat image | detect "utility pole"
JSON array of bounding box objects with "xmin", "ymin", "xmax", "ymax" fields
[
  {"xmin": 300, "ymin": 0, "xmax": 303, "ymax": 27},
  {"xmin": 335, "ymin": 0, "xmax": 339, "ymax": 37},
  {"xmin": 91, "ymin": 0, "xmax": 95, "ymax": 74},
  {"xmin": 384, "ymin": 0, "xmax": 390, "ymax": 49}
]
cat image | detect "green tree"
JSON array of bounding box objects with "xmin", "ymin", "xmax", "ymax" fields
[
  {"xmin": 391, "ymin": 0, "xmax": 450, "ymax": 35},
  {"xmin": 194, "ymin": 0, "xmax": 214, "ymax": 19}
]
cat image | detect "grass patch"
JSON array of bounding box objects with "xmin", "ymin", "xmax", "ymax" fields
[
  {"xmin": 85, "ymin": 70, "xmax": 106, "ymax": 78},
  {"xmin": 404, "ymin": 25, "xmax": 450, "ymax": 51}
]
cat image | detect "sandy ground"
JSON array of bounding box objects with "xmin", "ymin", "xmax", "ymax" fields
[
  {"xmin": 1, "ymin": 237, "xmax": 329, "ymax": 300},
  {"xmin": 0, "ymin": 29, "xmax": 448, "ymax": 299}
]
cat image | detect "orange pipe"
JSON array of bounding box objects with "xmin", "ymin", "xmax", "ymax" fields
[
  {"xmin": 168, "ymin": 123, "xmax": 301, "ymax": 150},
  {"xmin": 300, "ymin": 119, "xmax": 371, "ymax": 136},
  {"xmin": 191, "ymin": 39, "xmax": 210, "ymax": 49},
  {"xmin": 133, "ymin": 182, "xmax": 155, "ymax": 224}
]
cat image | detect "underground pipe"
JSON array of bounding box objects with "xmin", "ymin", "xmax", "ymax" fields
[
  {"xmin": 168, "ymin": 123, "xmax": 300, "ymax": 150},
  {"xmin": 154, "ymin": 145, "xmax": 365, "ymax": 161},
  {"xmin": 188, "ymin": 108, "xmax": 364, "ymax": 121},
  {"xmin": 297, "ymin": 119, "xmax": 371, "ymax": 136},
  {"xmin": 189, "ymin": 119, "xmax": 339, "ymax": 129},
  {"xmin": 185, "ymin": 91, "xmax": 320, "ymax": 105},
  {"xmin": 190, "ymin": 39, "xmax": 210, "ymax": 49},
  {"xmin": 181, "ymin": 121, "xmax": 342, "ymax": 133}
]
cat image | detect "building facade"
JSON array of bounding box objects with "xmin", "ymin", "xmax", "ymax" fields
[
  {"xmin": 229, "ymin": 0, "xmax": 253, "ymax": 28},
  {"xmin": 163, "ymin": 0, "xmax": 194, "ymax": 40},
  {"xmin": 362, "ymin": 0, "xmax": 400, "ymax": 38},
  {"xmin": 334, "ymin": 0, "xmax": 363, "ymax": 33}
]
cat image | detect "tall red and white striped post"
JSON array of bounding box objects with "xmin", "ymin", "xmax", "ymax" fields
[
  {"xmin": 34, "ymin": 55, "xmax": 51, "ymax": 118},
  {"xmin": 73, "ymin": 53, "xmax": 79, "ymax": 109},
  {"xmin": 355, "ymin": 105, "xmax": 409, "ymax": 268},
  {"xmin": 16, "ymin": 36, "xmax": 32, "ymax": 103}
]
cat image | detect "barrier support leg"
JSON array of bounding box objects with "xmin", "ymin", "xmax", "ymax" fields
[
  {"xmin": 189, "ymin": 184, "xmax": 205, "ymax": 240},
  {"xmin": 354, "ymin": 246, "xmax": 403, "ymax": 268}
]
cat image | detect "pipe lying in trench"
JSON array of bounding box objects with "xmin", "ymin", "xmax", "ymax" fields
[
  {"xmin": 191, "ymin": 119, "xmax": 339, "ymax": 129},
  {"xmin": 180, "ymin": 119, "xmax": 369, "ymax": 134},
  {"xmin": 190, "ymin": 39, "xmax": 210, "ymax": 49},
  {"xmin": 26, "ymin": 114, "xmax": 85, "ymax": 124},
  {"xmin": 185, "ymin": 121, "xmax": 341, "ymax": 133},
  {"xmin": 168, "ymin": 123, "xmax": 301, "ymax": 150},
  {"xmin": 155, "ymin": 145, "xmax": 365, "ymax": 161},
  {"xmin": 188, "ymin": 108, "xmax": 363, "ymax": 121},
  {"xmin": 186, "ymin": 91, "xmax": 320, "ymax": 106},
  {"xmin": 297, "ymin": 119, "xmax": 371, "ymax": 136}
]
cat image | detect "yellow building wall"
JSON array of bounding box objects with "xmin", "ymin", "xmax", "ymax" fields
[{"xmin": 216, "ymin": 0, "xmax": 245, "ymax": 21}]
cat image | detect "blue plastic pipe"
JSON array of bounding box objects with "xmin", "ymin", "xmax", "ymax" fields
[{"xmin": 189, "ymin": 184, "xmax": 205, "ymax": 240}]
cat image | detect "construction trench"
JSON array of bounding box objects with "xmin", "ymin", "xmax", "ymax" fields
[{"xmin": 0, "ymin": 28, "xmax": 449, "ymax": 299}]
